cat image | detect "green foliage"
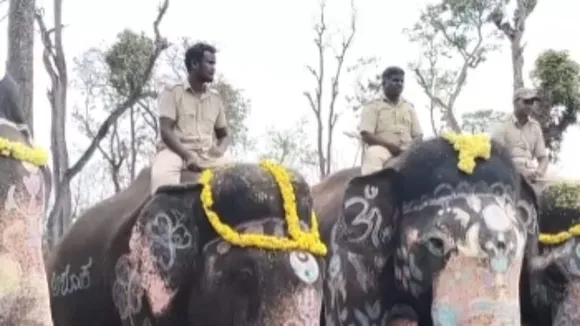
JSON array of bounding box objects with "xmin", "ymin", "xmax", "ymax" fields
[
  {"xmin": 531, "ymin": 50, "xmax": 580, "ymax": 160},
  {"xmin": 105, "ymin": 29, "xmax": 156, "ymax": 96},
  {"xmin": 461, "ymin": 109, "xmax": 508, "ymax": 133},
  {"xmin": 406, "ymin": 0, "xmax": 503, "ymax": 132},
  {"xmin": 544, "ymin": 180, "xmax": 580, "ymax": 210},
  {"xmin": 213, "ymin": 76, "xmax": 254, "ymax": 156}
]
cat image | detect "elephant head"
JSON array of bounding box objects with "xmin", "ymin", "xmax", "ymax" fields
[
  {"xmin": 525, "ymin": 180, "xmax": 580, "ymax": 324},
  {"xmin": 0, "ymin": 73, "xmax": 53, "ymax": 324},
  {"xmin": 324, "ymin": 135, "xmax": 538, "ymax": 325},
  {"xmin": 107, "ymin": 163, "xmax": 325, "ymax": 326}
]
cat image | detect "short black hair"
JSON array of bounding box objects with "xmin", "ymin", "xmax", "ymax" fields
[
  {"xmin": 381, "ymin": 66, "xmax": 405, "ymax": 80},
  {"xmin": 184, "ymin": 42, "xmax": 216, "ymax": 72}
]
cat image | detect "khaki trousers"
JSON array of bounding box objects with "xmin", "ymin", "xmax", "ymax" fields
[
  {"xmin": 361, "ymin": 145, "xmax": 393, "ymax": 175},
  {"xmin": 150, "ymin": 149, "xmax": 229, "ymax": 194}
]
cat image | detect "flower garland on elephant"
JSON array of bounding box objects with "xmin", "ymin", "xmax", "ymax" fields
[
  {"xmin": 199, "ymin": 159, "xmax": 328, "ymax": 256},
  {"xmin": 442, "ymin": 131, "xmax": 580, "ymax": 246},
  {"xmin": 0, "ymin": 137, "xmax": 48, "ymax": 166}
]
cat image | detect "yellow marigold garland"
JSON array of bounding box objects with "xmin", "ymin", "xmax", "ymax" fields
[
  {"xmin": 538, "ymin": 225, "xmax": 580, "ymax": 245},
  {"xmin": 0, "ymin": 137, "xmax": 48, "ymax": 166},
  {"xmin": 442, "ymin": 131, "xmax": 491, "ymax": 174},
  {"xmin": 199, "ymin": 159, "xmax": 328, "ymax": 256},
  {"xmin": 538, "ymin": 180, "xmax": 580, "ymax": 245}
]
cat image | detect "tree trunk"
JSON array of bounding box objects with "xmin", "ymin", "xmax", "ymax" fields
[
  {"xmin": 510, "ymin": 31, "xmax": 524, "ymax": 91},
  {"xmin": 6, "ymin": 0, "xmax": 35, "ymax": 131}
]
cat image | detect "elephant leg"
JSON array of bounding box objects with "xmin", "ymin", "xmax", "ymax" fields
[{"xmin": 1, "ymin": 171, "xmax": 52, "ymax": 325}]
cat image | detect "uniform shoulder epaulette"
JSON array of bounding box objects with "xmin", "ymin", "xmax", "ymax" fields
[
  {"xmin": 528, "ymin": 117, "xmax": 541, "ymax": 125},
  {"xmin": 163, "ymin": 82, "xmax": 184, "ymax": 92},
  {"xmin": 402, "ymin": 98, "xmax": 414, "ymax": 108},
  {"xmin": 207, "ymin": 87, "xmax": 221, "ymax": 97}
]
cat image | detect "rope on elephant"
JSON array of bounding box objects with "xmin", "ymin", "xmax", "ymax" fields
[
  {"xmin": 199, "ymin": 159, "xmax": 328, "ymax": 255},
  {"xmin": 538, "ymin": 180, "xmax": 580, "ymax": 245},
  {"xmin": 0, "ymin": 136, "xmax": 48, "ymax": 166}
]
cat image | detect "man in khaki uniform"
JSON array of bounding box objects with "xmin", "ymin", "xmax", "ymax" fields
[
  {"xmin": 359, "ymin": 66, "xmax": 423, "ymax": 175},
  {"xmin": 150, "ymin": 42, "xmax": 231, "ymax": 193},
  {"xmin": 491, "ymin": 87, "xmax": 549, "ymax": 182}
]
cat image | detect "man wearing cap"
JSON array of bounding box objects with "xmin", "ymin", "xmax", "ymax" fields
[
  {"xmin": 491, "ymin": 87, "xmax": 549, "ymax": 181},
  {"xmin": 359, "ymin": 66, "xmax": 423, "ymax": 175}
]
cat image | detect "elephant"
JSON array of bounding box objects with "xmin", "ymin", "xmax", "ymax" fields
[
  {"xmin": 0, "ymin": 73, "xmax": 53, "ymax": 325},
  {"xmin": 46, "ymin": 162, "xmax": 326, "ymax": 326},
  {"xmin": 313, "ymin": 135, "xmax": 543, "ymax": 325},
  {"xmin": 522, "ymin": 179, "xmax": 580, "ymax": 325}
]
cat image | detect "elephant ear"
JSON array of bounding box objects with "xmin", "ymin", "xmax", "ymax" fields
[
  {"xmin": 336, "ymin": 167, "xmax": 402, "ymax": 252},
  {"xmin": 106, "ymin": 183, "xmax": 202, "ymax": 323}
]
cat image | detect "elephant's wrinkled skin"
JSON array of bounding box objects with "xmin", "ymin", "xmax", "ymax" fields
[
  {"xmin": 314, "ymin": 137, "xmax": 541, "ymax": 325},
  {"xmin": 0, "ymin": 74, "xmax": 53, "ymax": 325},
  {"xmin": 47, "ymin": 163, "xmax": 324, "ymax": 326}
]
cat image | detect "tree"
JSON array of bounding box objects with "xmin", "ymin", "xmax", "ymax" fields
[
  {"xmin": 160, "ymin": 37, "xmax": 254, "ymax": 157},
  {"xmin": 304, "ymin": 0, "xmax": 361, "ymax": 179},
  {"xmin": 531, "ymin": 49, "xmax": 580, "ymax": 160},
  {"xmin": 72, "ymin": 31, "xmax": 161, "ymax": 195},
  {"xmin": 461, "ymin": 109, "xmax": 508, "ymax": 133},
  {"xmin": 491, "ymin": 0, "xmax": 537, "ymax": 91},
  {"xmin": 6, "ymin": 0, "xmax": 35, "ymax": 129},
  {"xmin": 36, "ymin": 0, "xmax": 169, "ymax": 248},
  {"xmin": 406, "ymin": 0, "xmax": 502, "ymax": 132},
  {"xmin": 258, "ymin": 116, "xmax": 317, "ymax": 176}
]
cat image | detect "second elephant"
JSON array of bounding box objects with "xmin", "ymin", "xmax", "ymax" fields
[{"xmin": 47, "ymin": 162, "xmax": 326, "ymax": 326}]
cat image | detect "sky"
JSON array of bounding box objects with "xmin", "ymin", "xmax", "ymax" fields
[{"xmin": 0, "ymin": 0, "xmax": 579, "ymax": 182}]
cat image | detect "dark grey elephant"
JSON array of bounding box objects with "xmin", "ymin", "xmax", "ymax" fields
[
  {"xmin": 47, "ymin": 162, "xmax": 325, "ymax": 326},
  {"xmin": 315, "ymin": 136, "xmax": 542, "ymax": 325},
  {"xmin": 0, "ymin": 73, "xmax": 53, "ymax": 325},
  {"xmin": 521, "ymin": 179, "xmax": 580, "ymax": 325}
]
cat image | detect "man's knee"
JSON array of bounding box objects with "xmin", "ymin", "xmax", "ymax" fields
[
  {"xmin": 361, "ymin": 145, "xmax": 392, "ymax": 175},
  {"xmin": 150, "ymin": 150, "xmax": 183, "ymax": 193}
]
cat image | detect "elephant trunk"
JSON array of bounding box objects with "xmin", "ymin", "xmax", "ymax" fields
[
  {"xmin": 260, "ymin": 286, "xmax": 322, "ymax": 326},
  {"xmin": 552, "ymin": 282, "xmax": 580, "ymax": 324},
  {"xmin": 431, "ymin": 254, "xmax": 522, "ymax": 325}
]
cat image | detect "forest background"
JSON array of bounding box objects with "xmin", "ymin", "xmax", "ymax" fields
[{"xmin": 1, "ymin": 0, "xmax": 579, "ymax": 247}]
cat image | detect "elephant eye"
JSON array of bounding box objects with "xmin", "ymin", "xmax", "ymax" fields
[
  {"xmin": 289, "ymin": 251, "xmax": 320, "ymax": 284},
  {"xmin": 227, "ymin": 260, "xmax": 258, "ymax": 294}
]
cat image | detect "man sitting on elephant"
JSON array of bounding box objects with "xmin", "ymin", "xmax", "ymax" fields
[
  {"xmin": 359, "ymin": 66, "xmax": 423, "ymax": 175},
  {"xmin": 491, "ymin": 87, "xmax": 549, "ymax": 183},
  {"xmin": 150, "ymin": 42, "xmax": 230, "ymax": 193}
]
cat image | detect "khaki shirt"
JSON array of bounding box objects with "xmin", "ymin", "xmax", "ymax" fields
[
  {"xmin": 157, "ymin": 82, "xmax": 227, "ymax": 153},
  {"xmin": 359, "ymin": 97, "xmax": 422, "ymax": 147},
  {"xmin": 491, "ymin": 116, "xmax": 547, "ymax": 163}
]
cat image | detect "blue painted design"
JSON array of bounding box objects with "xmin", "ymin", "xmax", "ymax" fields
[
  {"xmin": 490, "ymin": 255, "xmax": 508, "ymax": 273},
  {"xmin": 432, "ymin": 304, "xmax": 459, "ymax": 326}
]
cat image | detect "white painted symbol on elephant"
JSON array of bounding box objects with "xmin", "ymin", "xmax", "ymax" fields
[
  {"xmin": 289, "ymin": 251, "xmax": 319, "ymax": 284},
  {"xmin": 343, "ymin": 185, "xmax": 387, "ymax": 247},
  {"xmin": 144, "ymin": 210, "xmax": 193, "ymax": 271},
  {"xmin": 50, "ymin": 257, "xmax": 93, "ymax": 297},
  {"xmin": 112, "ymin": 254, "xmax": 145, "ymax": 320}
]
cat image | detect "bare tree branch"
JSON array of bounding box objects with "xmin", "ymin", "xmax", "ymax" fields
[
  {"xmin": 43, "ymin": 0, "xmax": 169, "ymax": 239},
  {"xmin": 65, "ymin": 0, "xmax": 167, "ymax": 182}
]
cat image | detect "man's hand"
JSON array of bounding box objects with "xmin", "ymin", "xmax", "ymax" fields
[
  {"xmin": 208, "ymin": 145, "xmax": 225, "ymax": 157},
  {"xmin": 384, "ymin": 142, "xmax": 402, "ymax": 156},
  {"xmin": 530, "ymin": 168, "xmax": 545, "ymax": 181},
  {"xmin": 184, "ymin": 154, "xmax": 201, "ymax": 172}
]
